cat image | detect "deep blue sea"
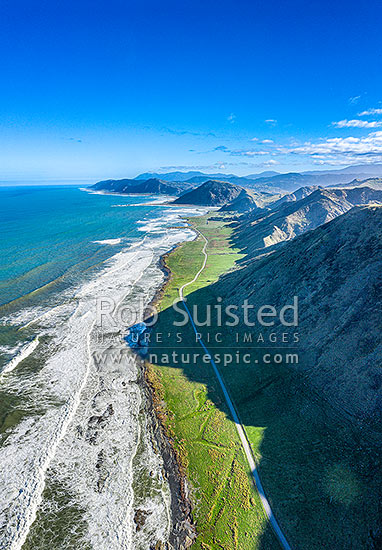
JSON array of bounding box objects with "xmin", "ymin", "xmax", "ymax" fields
[{"xmin": 0, "ymin": 184, "xmax": 202, "ymax": 550}]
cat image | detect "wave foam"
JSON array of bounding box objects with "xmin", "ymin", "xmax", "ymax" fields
[
  {"xmin": 92, "ymin": 238, "xmax": 122, "ymax": 245},
  {"xmin": 0, "ymin": 212, "xmax": 197, "ymax": 549},
  {"xmin": 0, "ymin": 338, "xmax": 40, "ymax": 377}
]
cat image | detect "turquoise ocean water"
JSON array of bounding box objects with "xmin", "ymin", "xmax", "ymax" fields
[
  {"xmin": 0, "ymin": 185, "xmax": 157, "ymax": 309},
  {"xmin": 0, "ymin": 185, "xmax": 201, "ymax": 550}
]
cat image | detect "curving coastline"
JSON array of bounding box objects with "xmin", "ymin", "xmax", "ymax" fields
[
  {"xmin": 140, "ymin": 226, "xmax": 199, "ymax": 550},
  {"xmin": 0, "ymin": 195, "xmax": 203, "ymax": 550}
]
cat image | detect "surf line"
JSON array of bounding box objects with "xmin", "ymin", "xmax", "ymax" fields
[
  {"xmin": 116, "ymin": 229, "xmax": 178, "ymax": 543},
  {"xmin": 0, "ymin": 337, "xmax": 40, "ymax": 378},
  {"xmin": 4, "ymin": 213, "xmax": 193, "ymax": 548},
  {"xmin": 6, "ymin": 241, "xmax": 156, "ymax": 550},
  {"xmin": 2, "ymin": 243, "xmax": 148, "ymax": 381},
  {"xmin": 19, "ymin": 236, "xmax": 148, "ymax": 331}
]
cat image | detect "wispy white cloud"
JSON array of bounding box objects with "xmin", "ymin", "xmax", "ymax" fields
[
  {"xmin": 159, "ymin": 160, "xmax": 279, "ymax": 171},
  {"xmin": 290, "ymin": 131, "xmax": 382, "ymax": 159},
  {"xmin": 213, "ymin": 145, "xmax": 269, "ymax": 156},
  {"xmin": 235, "ymin": 150, "xmax": 269, "ymax": 157},
  {"xmin": 227, "ymin": 113, "xmax": 236, "ymax": 123},
  {"xmin": 251, "ymin": 137, "xmax": 275, "ymax": 143},
  {"xmin": 332, "ymin": 119, "xmax": 382, "ymax": 128},
  {"xmin": 358, "ymin": 108, "xmax": 382, "ymax": 116},
  {"xmin": 265, "ymin": 119, "xmax": 277, "ymax": 126},
  {"xmin": 348, "ymin": 95, "xmax": 361, "ymax": 104},
  {"xmin": 162, "ymin": 127, "xmax": 217, "ymax": 137}
]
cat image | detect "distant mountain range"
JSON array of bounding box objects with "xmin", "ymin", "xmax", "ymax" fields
[
  {"xmin": 238, "ymin": 171, "xmax": 382, "ymax": 193},
  {"xmin": 91, "ymin": 164, "xmax": 382, "ymax": 197},
  {"xmin": 134, "ymin": 170, "xmax": 279, "ymax": 182},
  {"xmin": 243, "ymin": 172, "xmax": 349, "ymax": 193},
  {"xmin": 328, "ymin": 177, "xmax": 382, "ymax": 190},
  {"xmin": 131, "ymin": 164, "xmax": 382, "ymax": 193},
  {"xmin": 136, "ymin": 164, "xmax": 382, "ymax": 182},
  {"xmin": 304, "ymin": 163, "xmax": 382, "ymax": 177}
]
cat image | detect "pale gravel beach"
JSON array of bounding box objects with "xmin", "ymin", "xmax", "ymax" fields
[{"xmin": 0, "ymin": 192, "xmax": 207, "ymax": 550}]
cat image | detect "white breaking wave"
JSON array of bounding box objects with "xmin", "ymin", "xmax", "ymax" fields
[
  {"xmin": 111, "ymin": 196, "xmax": 172, "ymax": 207},
  {"xmin": 92, "ymin": 238, "xmax": 123, "ymax": 245},
  {"xmin": 0, "ymin": 211, "xmax": 198, "ymax": 550},
  {"xmin": 0, "ymin": 337, "xmax": 40, "ymax": 377},
  {"xmin": 137, "ymin": 206, "xmax": 209, "ymax": 234}
]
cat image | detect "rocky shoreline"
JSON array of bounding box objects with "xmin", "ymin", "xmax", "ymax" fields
[
  {"xmin": 140, "ymin": 238, "xmax": 197, "ymax": 550},
  {"xmin": 140, "ymin": 365, "xmax": 196, "ymax": 550}
]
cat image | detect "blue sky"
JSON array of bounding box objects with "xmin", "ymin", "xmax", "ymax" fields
[{"xmin": 1, "ymin": 0, "xmax": 382, "ymax": 181}]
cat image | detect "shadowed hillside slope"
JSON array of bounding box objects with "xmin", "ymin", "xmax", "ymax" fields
[
  {"xmin": 220, "ymin": 205, "xmax": 382, "ymax": 429},
  {"xmin": 149, "ymin": 212, "xmax": 382, "ymax": 549}
]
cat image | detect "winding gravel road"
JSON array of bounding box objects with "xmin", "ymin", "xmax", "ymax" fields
[{"xmin": 179, "ymin": 228, "xmax": 292, "ymax": 550}]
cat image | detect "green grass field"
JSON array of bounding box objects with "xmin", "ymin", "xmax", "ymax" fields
[
  {"xmin": 159, "ymin": 215, "xmax": 245, "ymax": 310},
  {"xmin": 149, "ymin": 214, "xmax": 278, "ymax": 549},
  {"xmin": 148, "ymin": 213, "xmax": 381, "ymax": 550}
]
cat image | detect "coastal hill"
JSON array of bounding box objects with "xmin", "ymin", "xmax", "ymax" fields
[
  {"xmin": 220, "ymin": 205, "xmax": 382, "ymax": 426},
  {"xmin": 172, "ymin": 180, "xmax": 244, "ymax": 206},
  {"xmin": 234, "ymin": 186, "xmax": 382, "ymax": 255},
  {"xmin": 219, "ymin": 188, "xmax": 275, "ymax": 213},
  {"xmin": 90, "ymin": 177, "xmax": 195, "ymax": 195}
]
